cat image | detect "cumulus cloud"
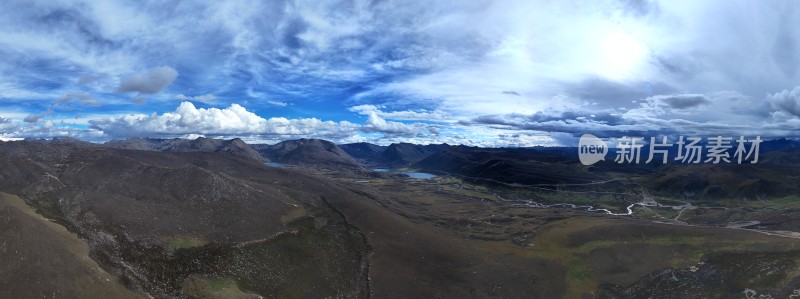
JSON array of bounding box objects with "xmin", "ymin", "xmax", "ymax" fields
[
  {"xmin": 0, "ymin": 116, "xmax": 104, "ymax": 140},
  {"xmin": 264, "ymin": 117, "xmax": 359, "ymax": 138},
  {"xmin": 117, "ymin": 66, "xmax": 178, "ymax": 94},
  {"xmin": 175, "ymin": 93, "xmax": 217, "ymax": 104},
  {"xmin": 768, "ymin": 85, "xmax": 800, "ymax": 117},
  {"xmin": 361, "ymin": 111, "xmax": 439, "ymax": 137},
  {"xmin": 88, "ymin": 101, "xmax": 361, "ymax": 140},
  {"xmin": 362, "ymin": 112, "xmax": 416, "ymax": 135},
  {"xmin": 0, "ymin": 117, "xmax": 17, "ymax": 132},
  {"xmin": 86, "ymin": 101, "xmax": 443, "ymax": 141},
  {"xmin": 90, "ymin": 101, "xmax": 267, "ymax": 136}
]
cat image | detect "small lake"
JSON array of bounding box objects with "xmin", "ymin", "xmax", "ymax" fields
[
  {"xmin": 401, "ymin": 172, "xmax": 437, "ymax": 179},
  {"xmin": 265, "ymin": 162, "xmax": 285, "ymax": 167},
  {"xmin": 371, "ymin": 168, "xmax": 436, "ymax": 179}
]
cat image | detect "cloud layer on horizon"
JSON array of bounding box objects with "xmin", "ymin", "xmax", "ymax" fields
[{"xmin": 86, "ymin": 101, "xmax": 439, "ymax": 143}]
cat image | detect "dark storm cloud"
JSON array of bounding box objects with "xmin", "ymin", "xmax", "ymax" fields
[
  {"xmin": 467, "ymin": 110, "xmax": 640, "ymax": 137},
  {"xmin": 23, "ymin": 112, "xmax": 48, "ymax": 123},
  {"xmin": 464, "ymin": 88, "xmax": 800, "ymax": 140},
  {"xmin": 652, "ymin": 94, "xmax": 710, "ymax": 109},
  {"xmin": 564, "ymin": 77, "xmax": 676, "ymax": 107}
]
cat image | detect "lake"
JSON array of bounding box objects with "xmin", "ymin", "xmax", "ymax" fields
[
  {"xmin": 401, "ymin": 172, "xmax": 437, "ymax": 179},
  {"xmin": 372, "ymin": 168, "xmax": 436, "ymax": 179},
  {"xmin": 265, "ymin": 162, "xmax": 285, "ymax": 167}
]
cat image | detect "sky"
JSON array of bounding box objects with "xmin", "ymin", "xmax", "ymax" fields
[{"xmin": 1, "ymin": 0, "xmax": 799, "ymax": 146}]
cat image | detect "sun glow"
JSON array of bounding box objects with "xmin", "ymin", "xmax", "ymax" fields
[{"xmin": 599, "ymin": 31, "xmax": 648, "ymax": 80}]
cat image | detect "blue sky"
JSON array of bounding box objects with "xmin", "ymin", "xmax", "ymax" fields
[{"xmin": 1, "ymin": 0, "xmax": 799, "ymax": 146}]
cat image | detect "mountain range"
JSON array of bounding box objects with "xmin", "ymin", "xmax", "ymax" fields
[
  {"xmin": 105, "ymin": 137, "xmax": 266, "ymax": 162},
  {"xmin": 2, "ymin": 136, "xmax": 800, "ymax": 297},
  {"xmin": 40, "ymin": 136, "xmax": 800, "ymax": 200}
]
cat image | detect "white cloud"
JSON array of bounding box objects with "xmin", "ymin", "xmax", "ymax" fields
[
  {"xmin": 348, "ymin": 104, "xmax": 449, "ymax": 121},
  {"xmin": 361, "ymin": 111, "xmax": 438, "ymax": 137},
  {"xmin": 86, "ymin": 101, "xmax": 444, "ymax": 141},
  {"xmin": 267, "ymin": 100, "xmax": 288, "ymax": 107},
  {"xmin": 769, "ymin": 85, "xmax": 800, "ymax": 117},
  {"xmin": 0, "ymin": 117, "xmax": 17, "ymax": 132},
  {"xmin": 175, "ymin": 93, "xmax": 218, "ymax": 104},
  {"xmin": 363, "ymin": 111, "xmax": 415, "ymax": 135},
  {"xmin": 267, "ymin": 117, "xmax": 359, "ymax": 138},
  {"xmin": 0, "ymin": 121, "xmax": 104, "ymax": 140},
  {"xmin": 184, "ymin": 133, "xmax": 205, "ymax": 139},
  {"xmin": 91, "ymin": 101, "xmax": 266, "ymax": 136},
  {"xmin": 1, "ymin": 1, "xmax": 799, "ymax": 146},
  {"xmin": 0, "ymin": 82, "xmax": 60, "ymax": 100},
  {"xmin": 343, "ymin": 0, "xmax": 800, "ymax": 125},
  {"xmin": 117, "ymin": 66, "xmax": 178, "ymax": 94},
  {"xmin": 88, "ymin": 101, "xmax": 361, "ymax": 140}
]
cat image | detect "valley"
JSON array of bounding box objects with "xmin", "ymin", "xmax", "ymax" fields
[{"xmin": 1, "ymin": 137, "xmax": 800, "ymax": 298}]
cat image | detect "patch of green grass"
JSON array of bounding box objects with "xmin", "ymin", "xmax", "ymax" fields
[
  {"xmin": 669, "ymin": 194, "xmax": 800, "ymax": 209},
  {"xmin": 736, "ymin": 195, "xmax": 800, "ymax": 209},
  {"xmin": 223, "ymin": 217, "xmax": 369, "ymax": 298},
  {"xmin": 666, "ymin": 234, "xmax": 694, "ymax": 243},
  {"xmin": 566, "ymin": 258, "xmax": 591, "ymax": 281},
  {"xmin": 655, "ymin": 208, "xmax": 678, "ymax": 219},
  {"xmin": 183, "ymin": 276, "xmax": 259, "ymax": 298},
  {"xmin": 167, "ymin": 237, "xmax": 207, "ymax": 251},
  {"xmin": 205, "ymin": 277, "xmax": 238, "ymax": 291},
  {"xmin": 632, "ymin": 207, "xmax": 678, "ymax": 220}
]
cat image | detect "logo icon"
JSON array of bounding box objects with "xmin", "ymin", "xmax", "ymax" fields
[{"xmin": 578, "ymin": 134, "xmax": 608, "ymax": 165}]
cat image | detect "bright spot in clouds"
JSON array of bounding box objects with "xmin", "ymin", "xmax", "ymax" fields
[{"xmin": 600, "ymin": 31, "xmax": 648, "ymax": 80}]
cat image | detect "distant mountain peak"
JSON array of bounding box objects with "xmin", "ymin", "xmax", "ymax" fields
[{"xmin": 254, "ymin": 138, "xmax": 361, "ymax": 169}]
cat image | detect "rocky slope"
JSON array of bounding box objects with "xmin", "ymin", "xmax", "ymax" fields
[
  {"xmin": 339, "ymin": 142, "xmax": 386, "ymax": 164},
  {"xmin": 105, "ymin": 137, "xmax": 266, "ymax": 162},
  {"xmin": 254, "ymin": 138, "xmax": 362, "ymax": 169},
  {"xmin": 0, "ymin": 140, "xmax": 368, "ymax": 298}
]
